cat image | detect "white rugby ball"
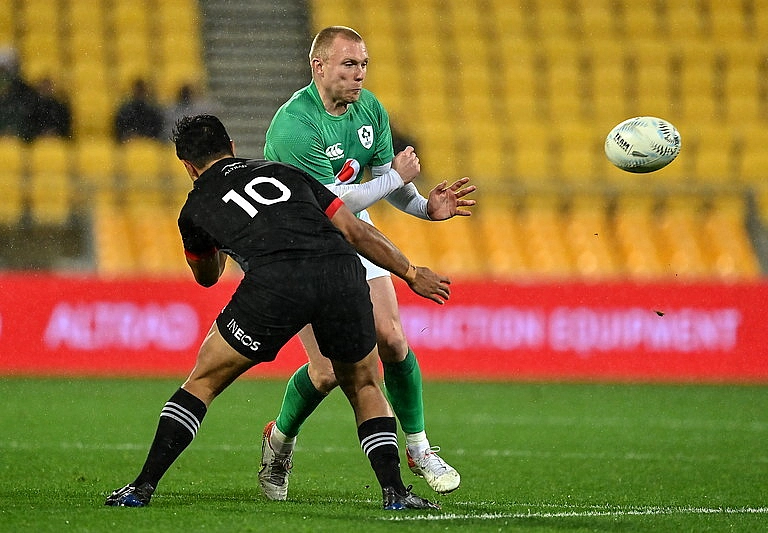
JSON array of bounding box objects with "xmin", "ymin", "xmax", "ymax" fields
[{"xmin": 604, "ymin": 116, "xmax": 681, "ymax": 173}]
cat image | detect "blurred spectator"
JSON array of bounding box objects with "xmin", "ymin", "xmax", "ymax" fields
[
  {"xmin": 28, "ymin": 77, "xmax": 72, "ymax": 139},
  {"xmin": 0, "ymin": 46, "xmax": 40, "ymax": 142},
  {"xmin": 114, "ymin": 79, "xmax": 165, "ymax": 142},
  {"xmin": 164, "ymin": 83, "xmax": 219, "ymax": 136}
]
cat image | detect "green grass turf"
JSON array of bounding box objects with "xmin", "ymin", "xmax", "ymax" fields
[{"xmin": 0, "ymin": 377, "xmax": 767, "ymax": 532}]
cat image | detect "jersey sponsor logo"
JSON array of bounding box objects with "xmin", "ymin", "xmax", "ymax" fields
[
  {"xmin": 357, "ymin": 125, "xmax": 373, "ymax": 149},
  {"xmin": 325, "ymin": 142, "xmax": 344, "ymax": 160},
  {"xmin": 335, "ymin": 158, "xmax": 361, "ymax": 184},
  {"xmin": 225, "ymin": 318, "xmax": 261, "ymax": 352}
]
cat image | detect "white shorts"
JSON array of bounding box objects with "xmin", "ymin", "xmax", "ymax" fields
[{"xmin": 358, "ymin": 209, "xmax": 391, "ymax": 281}]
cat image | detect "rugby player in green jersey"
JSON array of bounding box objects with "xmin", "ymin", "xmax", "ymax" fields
[{"xmin": 260, "ymin": 26, "xmax": 476, "ymax": 499}]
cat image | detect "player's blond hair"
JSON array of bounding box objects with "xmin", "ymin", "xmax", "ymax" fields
[{"xmin": 309, "ymin": 26, "xmax": 363, "ymax": 62}]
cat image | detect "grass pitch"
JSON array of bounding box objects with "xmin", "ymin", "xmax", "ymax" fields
[{"xmin": 1, "ymin": 377, "xmax": 767, "ymax": 532}]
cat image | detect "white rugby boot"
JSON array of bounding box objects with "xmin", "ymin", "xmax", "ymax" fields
[
  {"xmin": 406, "ymin": 446, "xmax": 461, "ymax": 494},
  {"xmin": 258, "ymin": 421, "xmax": 293, "ymax": 500}
]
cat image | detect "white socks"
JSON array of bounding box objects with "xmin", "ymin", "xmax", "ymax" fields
[
  {"xmin": 405, "ymin": 431, "xmax": 430, "ymax": 457},
  {"xmin": 270, "ymin": 423, "xmax": 296, "ymax": 454}
]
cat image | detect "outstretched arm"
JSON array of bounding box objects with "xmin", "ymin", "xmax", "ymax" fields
[
  {"xmin": 329, "ymin": 202, "xmax": 451, "ymax": 304},
  {"xmin": 328, "ymin": 146, "xmax": 422, "ymax": 213}
]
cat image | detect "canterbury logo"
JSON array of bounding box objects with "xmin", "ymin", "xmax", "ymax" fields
[{"xmin": 325, "ymin": 143, "xmax": 344, "ymax": 160}]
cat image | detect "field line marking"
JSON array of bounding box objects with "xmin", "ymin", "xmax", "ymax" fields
[{"xmin": 382, "ymin": 505, "xmax": 768, "ymax": 521}]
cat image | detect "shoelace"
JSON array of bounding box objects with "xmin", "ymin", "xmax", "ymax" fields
[
  {"xmin": 416, "ymin": 446, "xmax": 450, "ymax": 475},
  {"xmin": 266, "ymin": 453, "xmax": 292, "ymax": 484}
]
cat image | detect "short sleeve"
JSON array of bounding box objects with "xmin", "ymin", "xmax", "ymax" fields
[{"xmin": 178, "ymin": 212, "xmax": 218, "ymax": 260}]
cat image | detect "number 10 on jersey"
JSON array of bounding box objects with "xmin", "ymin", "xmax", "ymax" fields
[{"xmin": 222, "ymin": 176, "xmax": 292, "ymax": 217}]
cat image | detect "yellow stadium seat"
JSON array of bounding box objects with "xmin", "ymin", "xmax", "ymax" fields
[
  {"xmin": 689, "ymin": 123, "xmax": 735, "ymax": 183},
  {"xmin": 519, "ymin": 195, "xmax": 573, "ymax": 277},
  {"xmin": 616, "ymin": 0, "xmax": 662, "ymax": 40},
  {"xmin": 27, "ymin": 138, "xmax": 72, "ymax": 225},
  {"xmin": 113, "ymin": 32, "xmax": 153, "ymax": 92},
  {"xmin": 707, "ymin": 1, "xmax": 749, "ymax": 40},
  {"xmin": 723, "ymin": 65, "xmax": 761, "ymax": 125},
  {"xmin": 425, "ymin": 216, "xmax": 486, "ymax": 278},
  {"xmin": 565, "ymin": 195, "xmax": 620, "ymax": 278},
  {"xmin": 29, "ymin": 137, "xmax": 70, "ymax": 177},
  {"xmin": 74, "ymin": 139, "xmax": 117, "ymax": 191},
  {"xmin": 20, "ymin": 0, "xmax": 60, "ymax": 31},
  {"xmin": 613, "ymin": 194, "xmax": 666, "ymax": 279},
  {"xmin": 368, "ymin": 208, "xmax": 434, "ymax": 267},
  {"xmin": 737, "ymin": 124, "xmax": 768, "ymax": 184},
  {"xmin": 501, "ymin": 52, "xmax": 539, "ymax": 122},
  {"xmin": 657, "ymin": 195, "xmax": 709, "ymax": 279},
  {"xmin": 111, "ymin": 0, "xmax": 150, "ymax": 33},
  {"xmin": 93, "ymin": 200, "xmax": 137, "ymax": 275},
  {"xmin": 120, "ymin": 138, "xmax": 168, "ymax": 192},
  {"xmin": 477, "ymin": 200, "xmax": 530, "ymax": 278},
  {"xmin": 29, "ymin": 171, "xmax": 72, "ymax": 226},
  {"xmin": 586, "ymin": 43, "xmax": 628, "ymax": 122},
  {"xmin": 702, "ymin": 195, "xmax": 760, "ymax": 280},
  {"xmin": 677, "ymin": 43, "xmax": 720, "ymax": 122},
  {"xmin": 68, "ymin": 31, "xmax": 108, "ymax": 68},
  {"xmin": 491, "ymin": 0, "xmax": 526, "ymax": 37},
  {"xmin": 533, "ymin": 0, "xmax": 577, "ymax": 40},
  {"xmin": 20, "ymin": 31, "xmax": 64, "ymax": 83},
  {"xmin": 665, "ymin": 0, "xmax": 706, "ymax": 42},
  {"xmin": 577, "ymin": 0, "xmax": 616, "ymax": 39},
  {"xmin": 67, "ymin": 0, "xmax": 107, "ymax": 31},
  {"xmin": 309, "ymin": 0, "xmax": 358, "ymax": 32},
  {"xmin": 556, "ymin": 122, "xmax": 602, "ymax": 184},
  {"xmin": 511, "ymin": 122, "xmax": 555, "ymax": 184},
  {"xmin": 0, "ymin": 137, "xmax": 26, "ymax": 225},
  {"xmin": 0, "ymin": 2, "xmax": 13, "ymax": 43},
  {"xmin": 71, "ymin": 87, "xmax": 114, "ymax": 139}
]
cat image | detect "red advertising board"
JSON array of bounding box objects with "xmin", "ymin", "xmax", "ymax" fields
[{"xmin": 0, "ymin": 273, "xmax": 766, "ymax": 382}]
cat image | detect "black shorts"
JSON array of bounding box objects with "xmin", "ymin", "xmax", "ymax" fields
[{"xmin": 216, "ymin": 255, "xmax": 376, "ymax": 364}]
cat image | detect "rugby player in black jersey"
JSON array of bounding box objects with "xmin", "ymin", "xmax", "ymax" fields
[{"xmin": 104, "ymin": 115, "xmax": 449, "ymax": 511}]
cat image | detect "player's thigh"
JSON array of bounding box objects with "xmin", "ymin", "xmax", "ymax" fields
[
  {"xmin": 367, "ymin": 275, "xmax": 408, "ymax": 360},
  {"xmin": 297, "ymin": 324, "xmax": 334, "ymax": 380},
  {"xmin": 183, "ymin": 322, "xmax": 256, "ymax": 405},
  {"xmin": 312, "ymin": 256, "xmax": 377, "ymax": 365}
]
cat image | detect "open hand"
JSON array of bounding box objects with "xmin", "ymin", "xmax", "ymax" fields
[{"xmin": 426, "ymin": 177, "xmax": 477, "ymax": 220}]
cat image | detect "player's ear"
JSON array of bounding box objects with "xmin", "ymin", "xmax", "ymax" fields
[
  {"xmin": 230, "ymin": 140, "xmax": 236, "ymax": 156},
  {"xmin": 311, "ymin": 57, "xmax": 323, "ymax": 77},
  {"xmin": 181, "ymin": 160, "xmax": 199, "ymax": 180}
]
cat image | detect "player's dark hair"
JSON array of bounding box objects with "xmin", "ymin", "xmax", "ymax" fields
[{"xmin": 173, "ymin": 114, "xmax": 233, "ymax": 169}]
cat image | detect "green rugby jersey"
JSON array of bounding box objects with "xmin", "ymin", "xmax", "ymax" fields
[{"xmin": 264, "ymin": 81, "xmax": 394, "ymax": 187}]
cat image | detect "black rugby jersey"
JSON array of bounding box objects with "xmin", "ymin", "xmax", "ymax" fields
[{"xmin": 178, "ymin": 157, "xmax": 356, "ymax": 272}]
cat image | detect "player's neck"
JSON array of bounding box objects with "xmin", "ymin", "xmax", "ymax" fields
[{"xmin": 324, "ymin": 99, "xmax": 348, "ymax": 116}]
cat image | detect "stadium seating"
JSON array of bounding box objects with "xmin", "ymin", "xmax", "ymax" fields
[
  {"xmin": 27, "ymin": 137, "xmax": 72, "ymax": 226},
  {"xmin": 1, "ymin": 0, "xmax": 765, "ymax": 280},
  {"xmin": 0, "ymin": 137, "xmax": 26, "ymax": 225}
]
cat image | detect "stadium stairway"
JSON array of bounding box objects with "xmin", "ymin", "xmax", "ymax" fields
[{"xmin": 198, "ymin": 0, "xmax": 310, "ymax": 157}]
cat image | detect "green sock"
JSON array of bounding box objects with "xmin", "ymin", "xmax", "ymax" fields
[
  {"xmin": 382, "ymin": 348, "xmax": 425, "ymax": 435},
  {"xmin": 275, "ymin": 363, "xmax": 326, "ymax": 438}
]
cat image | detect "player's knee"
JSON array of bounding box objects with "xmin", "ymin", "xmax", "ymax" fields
[
  {"xmin": 376, "ymin": 332, "xmax": 409, "ymax": 363},
  {"xmin": 308, "ymin": 365, "xmax": 339, "ymax": 394}
]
